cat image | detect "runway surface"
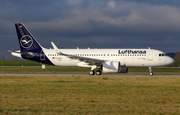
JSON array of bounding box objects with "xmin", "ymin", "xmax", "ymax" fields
[{"xmin": 0, "ymin": 73, "xmax": 180, "ymax": 77}]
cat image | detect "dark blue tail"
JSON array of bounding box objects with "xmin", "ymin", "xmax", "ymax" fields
[
  {"xmin": 14, "ymin": 23, "xmax": 54, "ymax": 65},
  {"xmin": 15, "ymin": 23, "xmax": 42, "ymax": 52}
]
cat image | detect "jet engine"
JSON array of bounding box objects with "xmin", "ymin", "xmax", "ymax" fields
[{"xmin": 103, "ymin": 61, "xmax": 129, "ymax": 73}]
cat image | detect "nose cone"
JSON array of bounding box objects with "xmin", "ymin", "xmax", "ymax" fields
[{"xmin": 167, "ymin": 57, "xmax": 174, "ymax": 65}]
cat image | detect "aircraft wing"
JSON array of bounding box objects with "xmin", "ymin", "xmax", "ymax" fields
[{"xmin": 51, "ymin": 42, "xmax": 105, "ymax": 66}]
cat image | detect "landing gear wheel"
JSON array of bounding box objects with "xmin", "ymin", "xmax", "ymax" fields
[
  {"xmin": 149, "ymin": 72, "xmax": 153, "ymax": 76},
  {"xmin": 149, "ymin": 67, "xmax": 153, "ymax": 76},
  {"xmin": 89, "ymin": 70, "xmax": 95, "ymax": 75},
  {"xmin": 96, "ymin": 70, "xmax": 102, "ymax": 75}
]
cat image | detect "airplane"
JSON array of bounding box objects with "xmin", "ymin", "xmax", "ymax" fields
[{"xmin": 9, "ymin": 23, "xmax": 174, "ymax": 76}]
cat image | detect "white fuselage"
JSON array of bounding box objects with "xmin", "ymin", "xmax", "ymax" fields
[{"xmin": 42, "ymin": 48, "xmax": 174, "ymax": 67}]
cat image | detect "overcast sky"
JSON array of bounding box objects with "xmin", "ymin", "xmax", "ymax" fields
[{"xmin": 0, "ymin": 0, "xmax": 180, "ymax": 59}]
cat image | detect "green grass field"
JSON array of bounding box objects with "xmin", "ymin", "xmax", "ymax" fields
[
  {"xmin": 1, "ymin": 60, "xmax": 43, "ymax": 66},
  {"xmin": 0, "ymin": 61, "xmax": 180, "ymax": 114},
  {"xmin": 0, "ymin": 76, "xmax": 180, "ymax": 114},
  {"xmin": 0, "ymin": 66, "xmax": 180, "ymax": 74},
  {"xmin": 0, "ymin": 60, "xmax": 180, "ymax": 74}
]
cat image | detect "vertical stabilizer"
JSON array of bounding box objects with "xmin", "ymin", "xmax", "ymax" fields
[{"xmin": 15, "ymin": 23, "xmax": 42, "ymax": 52}]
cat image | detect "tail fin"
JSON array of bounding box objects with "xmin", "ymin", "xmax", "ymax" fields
[{"xmin": 15, "ymin": 23, "xmax": 42, "ymax": 52}]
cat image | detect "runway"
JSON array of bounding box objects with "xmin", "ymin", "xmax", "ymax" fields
[{"xmin": 0, "ymin": 73, "xmax": 180, "ymax": 77}]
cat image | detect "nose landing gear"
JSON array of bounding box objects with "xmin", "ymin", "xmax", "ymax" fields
[{"xmin": 149, "ymin": 67, "xmax": 153, "ymax": 76}]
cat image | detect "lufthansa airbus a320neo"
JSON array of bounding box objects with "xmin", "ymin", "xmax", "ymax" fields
[{"xmin": 9, "ymin": 23, "xmax": 174, "ymax": 75}]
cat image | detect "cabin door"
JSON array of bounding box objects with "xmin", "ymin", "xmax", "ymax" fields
[
  {"xmin": 40, "ymin": 50, "xmax": 45, "ymax": 60},
  {"xmin": 148, "ymin": 50, "xmax": 153, "ymax": 61}
]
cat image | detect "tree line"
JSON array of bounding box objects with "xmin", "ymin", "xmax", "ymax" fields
[{"xmin": 0, "ymin": 56, "xmax": 18, "ymax": 61}]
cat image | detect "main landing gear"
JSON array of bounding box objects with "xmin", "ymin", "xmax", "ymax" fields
[
  {"xmin": 149, "ymin": 67, "xmax": 153, "ymax": 76},
  {"xmin": 89, "ymin": 70, "xmax": 102, "ymax": 75}
]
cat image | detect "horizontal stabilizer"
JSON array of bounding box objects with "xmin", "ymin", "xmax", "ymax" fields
[{"xmin": 8, "ymin": 50, "xmax": 34, "ymax": 57}]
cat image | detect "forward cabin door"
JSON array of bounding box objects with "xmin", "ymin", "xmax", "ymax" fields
[{"xmin": 148, "ymin": 50, "xmax": 153, "ymax": 61}]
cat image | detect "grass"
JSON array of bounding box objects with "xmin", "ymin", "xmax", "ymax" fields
[
  {"xmin": 169, "ymin": 61, "xmax": 180, "ymax": 67},
  {"xmin": 0, "ymin": 66, "xmax": 90, "ymax": 74},
  {"xmin": 0, "ymin": 66, "xmax": 180, "ymax": 75},
  {"xmin": 0, "ymin": 60, "xmax": 180, "ymax": 74},
  {"xmin": 0, "ymin": 76, "xmax": 180, "ymax": 114},
  {"xmin": 129, "ymin": 67, "xmax": 180, "ymax": 74},
  {"xmin": 1, "ymin": 60, "xmax": 43, "ymax": 66}
]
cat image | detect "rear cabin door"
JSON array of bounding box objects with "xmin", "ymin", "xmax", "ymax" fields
[{"xmin": 40, "ymin": 50, "xmax": 45, "ymax": 60}]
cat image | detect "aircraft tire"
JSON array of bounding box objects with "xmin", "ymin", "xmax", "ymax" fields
[
  {"xmin": 89, "ymin": 70, "xmax": 95, "ymax": 75},
  {"xmin": 149, "ymin": 72, "xmax": 153, "ymax": 76},
  {"xmin": 96, "ymin": 70, "xmax": 101, "ymax": 75}
]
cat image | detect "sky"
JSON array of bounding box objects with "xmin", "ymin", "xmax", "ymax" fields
[{"xmin": 0, "ymin": 0, "xmax": 180, "ymax": 59}]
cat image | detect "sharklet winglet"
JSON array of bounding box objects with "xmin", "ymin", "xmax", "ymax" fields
[{"xmin": 51, "ymin": 42, "xmax": 61, "ymax": 54}]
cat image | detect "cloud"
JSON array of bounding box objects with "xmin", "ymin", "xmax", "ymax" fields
[
  {"xmin": 67, "ymin": 0, "xmax": 82, "ymax": 5},
  {"xmin": 108, "ymin": 1, "xmax": 116, "ymax": 9},
  {"xmin": 19, "ymin": 2, "xmax": 180, "ymax": 37},
  {"xmin": 0, "ymin": 0, "xmax": 180, "ymax": 58}
]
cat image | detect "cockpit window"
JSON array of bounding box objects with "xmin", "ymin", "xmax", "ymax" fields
[{"xmin": 159, "ymin": 53, "xmax": 167, "ymax": 56}]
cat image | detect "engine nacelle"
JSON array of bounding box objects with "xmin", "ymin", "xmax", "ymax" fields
[
  {"xmin": 103, "ymin": 61, "xmax": 128, "ymax": 73},
  {"xmin": 119, "ymin": 66, "xmax": 129, "ymax": 73}
]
